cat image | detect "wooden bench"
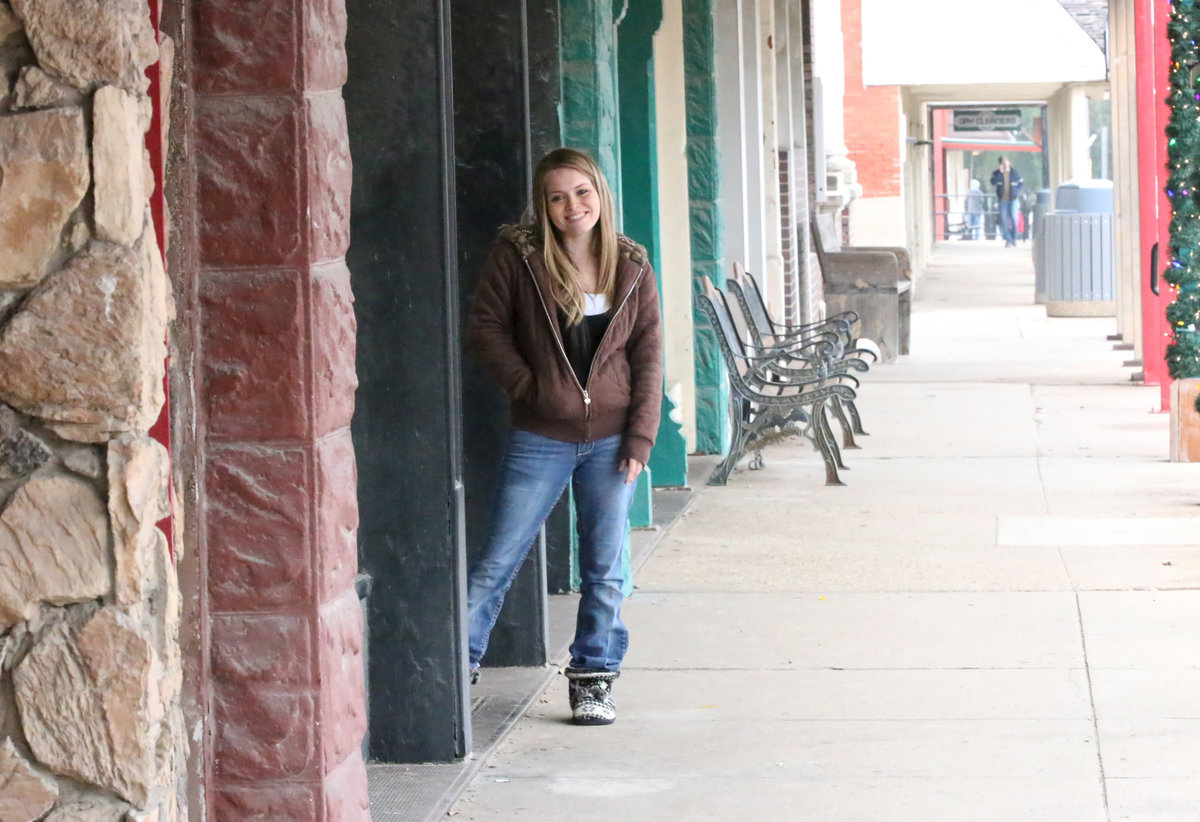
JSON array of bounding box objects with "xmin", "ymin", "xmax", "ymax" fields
[
  {"xmin": 696, "ymin": 276, "xmax": 858, "ymax": 486},
  {"xmin": 811, "ymin": 216, "xmax": 911, "ymax": 362}
]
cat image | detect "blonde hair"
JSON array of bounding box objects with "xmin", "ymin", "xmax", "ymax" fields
[{"xmin": 531, "ymin": 148, "xmax": 619, "ymax": 326}]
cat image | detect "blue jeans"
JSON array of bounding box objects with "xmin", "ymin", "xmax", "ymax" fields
[
  {"xmin": 998, "ymin": 199, "xmax": 1019, "ymax": 243},
  {"xmin": 466, "ymin": 429, "xmax": 636, "ymax": 672}
]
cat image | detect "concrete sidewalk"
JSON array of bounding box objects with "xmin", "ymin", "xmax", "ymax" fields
[{"xmin": 446, "ymin": 243, "xmax": 1200, "ymax": 821}]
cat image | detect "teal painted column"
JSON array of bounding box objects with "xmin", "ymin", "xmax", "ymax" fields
[
  {"xmin": 560, "ymin": 0, "xmax": 620, "ymax": 187},
  {"xmin": 617, "ymin": 1, "xmax": 688, "ymax": 489},
  {"xmin": 683, "ymin": 0, "xmax": 728, "ymax": 455}
]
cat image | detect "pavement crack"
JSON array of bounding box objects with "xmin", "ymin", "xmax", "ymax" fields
[{"xmin": 1074, "ymin": 591, "xmax": 1111, "ymax": 821}]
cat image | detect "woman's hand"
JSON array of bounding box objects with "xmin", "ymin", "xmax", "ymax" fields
[{"xmin": 620, "ymin": 458, "xmax": 644, "ymax": 485}]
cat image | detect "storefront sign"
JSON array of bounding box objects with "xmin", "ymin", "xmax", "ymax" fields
[{"xmin": 952, "ymin": 109, "xmax": 1022, "ymax": 132}]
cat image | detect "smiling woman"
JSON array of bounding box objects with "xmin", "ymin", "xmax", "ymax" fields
[{"xmin": 465, "ymin": 147, "xmax": 663, "ymax": 726}]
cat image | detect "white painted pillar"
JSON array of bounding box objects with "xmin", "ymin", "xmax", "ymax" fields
[
  {"xmin": 901, "ymin": 91, "xmax": 933, "ymax": 277},
  {"xmin": 811, "ymin": 0, "xmax": 853, "ymax": 203},
  {"xmin": 715, "ymin": 0, "xmax": 749, "ymax": 276},
  {"xmin": 1109, "ymin": 0, "xmax": 1142, "ymax": 355},
  {"xmin": 653, "ymin": 0, "xmax": 698, "ymax": 450},
  {"xmin": 1047, "ymin": 85, "xmax": 1092, "ymax": 191},
  {"xmin": 741, "ymin": 0, "xmax": 767, "ymax": 280},
  {"xmin": 760, "ymin": 0, "xmax": 784, "ymax": 311},
  {"xmin": 1068, "ymin": 85, "xmax": 1092, "ymax": 182}
]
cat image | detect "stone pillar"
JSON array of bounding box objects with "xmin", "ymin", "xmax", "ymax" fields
[
  {"xmin": 169, "ymin": 0, "xmax": 368, "ymax": 816},
  {"xmin": 0, "ymin": 0, "xmax": 185, "ymax": 819},
  {"xmin": 346, "ymin": 0, "xmax": 474, "ymax": 763}
]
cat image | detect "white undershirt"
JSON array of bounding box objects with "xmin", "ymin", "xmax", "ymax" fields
[{"xmin": 584, "ymin": 292, "xmax": 610, "ymax": 316}]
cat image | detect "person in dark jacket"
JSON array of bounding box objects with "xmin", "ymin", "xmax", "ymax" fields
[
  {"xmin": 465, "ymin": 147, "xmax": 663, "ymax": 725},
  {"xmin": 990, "ymin": 157, "xmax": 1023, "ymax": 247}
]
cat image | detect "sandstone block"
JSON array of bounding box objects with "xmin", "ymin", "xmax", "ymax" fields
[
  {"xmin": 0, "ymin": 2, "xmax": 24, "ymax": 47},
  {"xmin": 319, "ymin": 589, "xmax": 365, "ymax": 770},
  {"xmin": 0, "ymin": 290, "xmax": 20, "ymax": 323},
  {"xmin": 0, "ymin": 473, "xmax": 110, "ymax": 632},
  {"xmin": 93, "ymin": 85, "xmax": 144, "ymax": 244},
  {"xmin": 325, "ymin": 752, "xmax": 371, "ymax": 822},
  {"xmin": 44, "ymin": 802, "xmax": 125, "ymax": 822},
  {"xmin": 0, "ymin": 107, "xmax": 89, "ymax": 289},
  {"xmin": 0, "ymin": 737, "xmax": 58, "ymax": 822},
  {"xmin": 125, "ymin": 805, "xmax": 161, "ymax": 822},
  {"xmin": 205, "ymin": 444, "xmax": 311, "ymax": 611},
  {"xmin": 14, "ymin": 606, "xmax": 159, "ymax": 806},
  {"xmin": 140, "ymin": 214, "xmax": 172, "ymax": 323},
  {"xmin": 66, "ymin": 217, "xmax": 91, "ymax": 254},
  {"xmin": 11, "ymin": 65, "xmax": 84, "ymax": 110},
  {"xmin": 0, "ymin": 403, "xmax": 50, "ymax": 480},
  {"xmin": 213, "ymin": 684, "xmax": 317, "ymax": 780},
  {"xmin": 214, "ymin": 784, "xmax": 318, "ymax": 820},
  {"xmin": 61, "ymin": 442, "xmax": 104, "ymax": 479},
  {"xmin": 107, "ymin": 436, "xmax": 168, "ymax": 605},
  {"xmin": 9, "ymin": 0, "xmax": 157, "ymax": 91},
  {"xmin": 0, "ymin": 239, "xmax": 167, "ymax": 441}
]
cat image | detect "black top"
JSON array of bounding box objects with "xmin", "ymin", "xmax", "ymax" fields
[{"xmin": 561, "ymin": 309, "xmax": 611, "ymax": 387}]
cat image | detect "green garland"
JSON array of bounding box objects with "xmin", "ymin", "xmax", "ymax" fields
[{"xmin": 1165, "ymin": 0, "xmax": 1200, "ymax": 408}]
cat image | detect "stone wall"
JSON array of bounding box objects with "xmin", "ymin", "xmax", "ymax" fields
[{"xmin": 0, "ymin": 1, "xmax": 182, "ymax": 820}]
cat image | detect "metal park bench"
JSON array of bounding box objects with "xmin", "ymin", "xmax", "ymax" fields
[
  {"xmin": 810, "ymin": 216, "xmax": 912, "ymax": 362},
  {"xmin": 727, "ymin": 262, "xmax": 863, "ymax": 356},
  {"xmin": 696, "ymin": 276, "xmax": 857, "ymax": 486},
  {"xmin": 724, "ymin": 264, "xmax": 875, "ymax": 447}
]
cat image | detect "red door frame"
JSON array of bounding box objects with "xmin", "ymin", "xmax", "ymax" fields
[
  {"xmin": 1135, "ymin": 0, "xmax": 1173, "ymax": 410},
  {"xmin": 145, "ymin": 0, "xmax": 172, "ymax": 551}
]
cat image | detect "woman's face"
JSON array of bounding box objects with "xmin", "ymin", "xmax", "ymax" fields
[{"xmin": 544, "ymin": 167, "xmax": 601, "ymax": 240}]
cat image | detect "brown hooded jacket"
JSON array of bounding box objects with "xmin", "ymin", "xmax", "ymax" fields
[{"xmin": 467, "ymin": 224, "xmax": 663, "ymax": 464}]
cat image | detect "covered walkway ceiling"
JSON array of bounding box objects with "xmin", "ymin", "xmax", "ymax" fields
[{"xmin": 861, "ymin": 0, "xmax": 1107, "ymax": 90}]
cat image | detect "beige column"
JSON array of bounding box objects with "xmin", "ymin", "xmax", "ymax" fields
[
  {"xmin": 760, "ymin": 0, "xmax": 785, "ymax": 312},
  {"xmin": 1109, "ymin": 0, "xmax": 1142, "ymax": 356},
  {"xmin": 654, "ymin": 0, "xmax": 698, "ymax": 451}
]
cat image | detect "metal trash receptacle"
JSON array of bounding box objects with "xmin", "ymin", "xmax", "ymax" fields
[{"xmin": 1042, "ymin": 180, "xmax": 1115, "ymax": 317}]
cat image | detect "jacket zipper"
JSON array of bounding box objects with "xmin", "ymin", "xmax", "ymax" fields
[{"xmin": 524, "ymin": 258, "xmax": 647, "ymax": 440}]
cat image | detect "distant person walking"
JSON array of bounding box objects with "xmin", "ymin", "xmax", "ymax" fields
[
  {"xmin": 964, "ymin": 179, "xmax": 984, "ymax": 240},
  {"xmin": 990, "ymin": 157, "xmax": 1023, "ymax": 247}
]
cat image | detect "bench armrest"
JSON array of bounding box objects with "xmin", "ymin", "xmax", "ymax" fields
[
  {"xmin": 820, "ymin": 250, "xmax": 902, "ymax": 286},
  {"xmin": 849, "ymin": 246, "xmax": 911, "ymax": 279}
]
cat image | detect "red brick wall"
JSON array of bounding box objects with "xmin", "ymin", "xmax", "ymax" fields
[{"xmin": 841, "ymin": 0, "xmax": 901, "ymax": 198}]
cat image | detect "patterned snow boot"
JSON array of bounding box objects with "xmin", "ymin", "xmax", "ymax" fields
[{"xmin": 564, "ymin": 668, "xmax": 619, "ymax": 726}]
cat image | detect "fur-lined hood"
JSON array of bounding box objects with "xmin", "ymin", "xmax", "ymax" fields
[{"xmin": 496, "ymin": 223, "xmax": 649, "ymax": 267}]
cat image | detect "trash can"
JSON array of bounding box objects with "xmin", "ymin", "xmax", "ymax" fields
[{"xmin": 1042, "ymin": 180, "xmax": 1115, "ymax": 317}]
